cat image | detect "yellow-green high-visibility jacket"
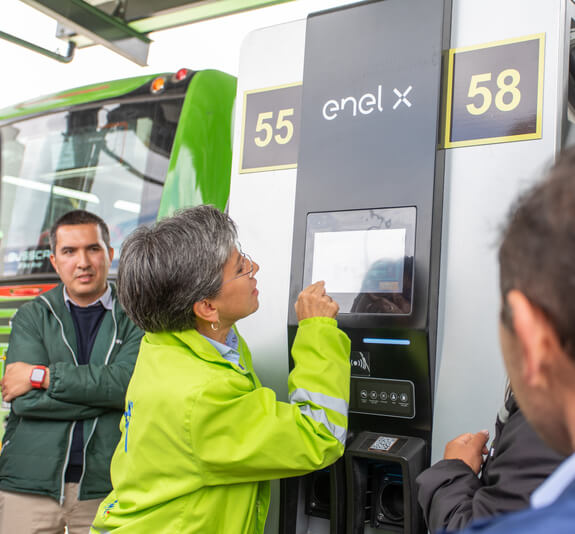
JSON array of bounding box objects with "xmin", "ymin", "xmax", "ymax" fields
[{"xmin": 91, "ymin": 316, "xmax": 350, "ymax": 534}]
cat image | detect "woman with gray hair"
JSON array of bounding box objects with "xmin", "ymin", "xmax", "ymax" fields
[{"xmin": 91, "ymin": 205, "xmax": 351, "ymax": 534}]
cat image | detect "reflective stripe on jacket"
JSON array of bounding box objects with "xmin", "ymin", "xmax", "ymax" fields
[{"xmin": 91, "ymin": 316, "xmax": 351, "ymax": 533}]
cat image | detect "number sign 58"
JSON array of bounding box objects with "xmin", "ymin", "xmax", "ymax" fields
[
  {"xmin": 444, "ymin": 34, "xmax": 544, "ymax": 148},
  {"xmin": 466, "ymin": 69, "xmax": 521, "ymax": 116}
]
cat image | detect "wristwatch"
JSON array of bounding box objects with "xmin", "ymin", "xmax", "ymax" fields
[{"xmin": 30, "ymin": 366, "xmax": 47, "ymax": 388}]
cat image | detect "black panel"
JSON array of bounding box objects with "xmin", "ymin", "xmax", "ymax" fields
[
  {"xmin": 283, "ymin": 0, "xmax": 451, "ymax": 532},
  {"xmin": 288, "ymin": 0, "xmax": 449, "ymax": 333}
]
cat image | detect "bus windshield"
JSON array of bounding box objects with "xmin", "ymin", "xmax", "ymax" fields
[{"xmin": 0, "ymin": 97, "xmax": 183, "ymax": 278}]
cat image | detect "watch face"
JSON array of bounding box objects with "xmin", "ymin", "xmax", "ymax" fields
[{"xmin": 31, "ymin": 368, "xmax": 45, "ymax": 382}]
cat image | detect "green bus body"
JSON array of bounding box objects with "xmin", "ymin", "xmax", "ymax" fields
[
  {"xmin": 0, "ymin": 69, "xmax": 236, "ymax": 216},
  {"xmin": 0, "ymin": 69, "xmax": 237, "ymax": 429},
  {"xmin": 159, "ymin": 70, "xmax": 236, "ymax": 218}
]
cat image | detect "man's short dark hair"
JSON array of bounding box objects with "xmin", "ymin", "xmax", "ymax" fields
[
  {"xmin": 499, "ymin": 146, "xmax": 575, "ymax": 361},
  {"xmin": 50, "ymin": 210, "xmax": 111, "ymax": 251}
]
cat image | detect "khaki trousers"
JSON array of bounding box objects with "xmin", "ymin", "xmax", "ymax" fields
[{"xmin": 0, "ymin": 483, "xmax": 102, "ymax": 534}]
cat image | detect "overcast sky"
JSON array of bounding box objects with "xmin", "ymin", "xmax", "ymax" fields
[{"xmin": 0, "ymin": 0, "xmax": 356, "ymax": 108}]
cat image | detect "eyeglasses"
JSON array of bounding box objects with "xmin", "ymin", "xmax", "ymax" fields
[{"xmin": 221, "ymin": 251, "xmax": 254, "ymax": 285}]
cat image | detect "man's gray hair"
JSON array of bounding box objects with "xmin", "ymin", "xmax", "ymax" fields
[{"xmin": 117, "ymin": 205, "xmax": 237, "ymax": 332}]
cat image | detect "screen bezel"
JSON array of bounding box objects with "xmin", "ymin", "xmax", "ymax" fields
[{"xmin": 303, "ymin": 207, "xmax": 416, "ymax": 315}]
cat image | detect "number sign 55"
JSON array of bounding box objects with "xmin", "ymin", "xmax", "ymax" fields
[
  {"xmin": 240, "ymin": 83, "xmax": 302, "ymax": 173},
  {"xmin": 254, "ymin": 109, "xmax": 295, "ymax": 147}
]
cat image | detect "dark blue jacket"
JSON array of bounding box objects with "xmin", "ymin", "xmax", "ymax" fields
[
  {"xmin": 442, "ymin": 478, "xmax": 575, "ymax": 534},
  {"xmin": 417, "ymin": 394, "xmax": 563, "ymax": 531}
]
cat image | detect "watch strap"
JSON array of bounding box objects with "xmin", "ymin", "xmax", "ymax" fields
[{"xmin": 30, "ymin": 365, "xmax": 47, "ymax": 389}]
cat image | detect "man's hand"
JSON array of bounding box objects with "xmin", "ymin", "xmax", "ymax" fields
[
  {"xmin": 1, "ymin": 362, "xmax": 49, "ymax": 402},
  {"xmin": 444, "ymin": 430, "xmax": 490, "ymax": 474},
  {"xmin": 295, "ymin": 281, "xmax": 339, "ymax": 321}
]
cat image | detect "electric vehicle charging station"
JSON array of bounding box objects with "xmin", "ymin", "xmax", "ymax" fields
[{"xmin": 228, "ymin": 0, "xmax": 572, "ymax": 532}]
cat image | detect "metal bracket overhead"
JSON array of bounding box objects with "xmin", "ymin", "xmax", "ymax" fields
[
  {"xmin": 20, "ymin": 0, "xmax": 151, "ymax": 66},
  {"xmin": 0, "ymin": 29, "xmax": 76, "ymax": 63}
]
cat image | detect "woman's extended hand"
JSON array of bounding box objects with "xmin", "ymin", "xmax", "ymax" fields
[{"xmin": 295, "ymin": 281, "xmax": 339, "ymax": 321}]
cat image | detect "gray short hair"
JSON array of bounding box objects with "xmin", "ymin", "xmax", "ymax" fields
[{"xmin": 117, "ymin": 205, "xmax": 237, "ymax": 332}]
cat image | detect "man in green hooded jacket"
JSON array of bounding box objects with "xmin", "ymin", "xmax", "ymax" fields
[{"xmin": 0, "ymin": 210, "xmax": 143, "ymax": 534}]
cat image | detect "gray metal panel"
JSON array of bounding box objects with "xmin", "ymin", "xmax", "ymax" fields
[
  {"xmin": 229, "ymin": 19, "xmax": 306, "ymax": 402},
  {"xmin": 433, "ymin": 0, "xmax": 569, "ymax": 462},
  {"xmin": 228, "ymin": 19, "xmax": 307, "ymax": 534}
]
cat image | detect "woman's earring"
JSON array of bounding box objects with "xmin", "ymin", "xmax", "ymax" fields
[{"xmin": 210, "ymin": 321, "xmax": 220, "ymax": 331}]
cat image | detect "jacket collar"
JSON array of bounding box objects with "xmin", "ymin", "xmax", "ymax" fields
[
  {"xmin": 144, "ymin": 328, "xmax": 238, "ymax": 366},
  {"xmin": 63, "ymin": 284, "xmax": 113, "ymax": 311},
  {"xmin": 41, "ymin": 282, "xmax": 117, "ymax": 311},
  {"xmin": 38, "ymin": 282, "xmax": 117, "ymax": 363}
]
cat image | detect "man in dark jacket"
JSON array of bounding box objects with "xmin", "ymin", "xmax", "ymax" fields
[
  {"xmin": 432, "ymin": 147, "xmax": 575, "ymax": 534},
  {"xmin": 0, "ymin": 210, "xmax": 143, "ymax": 534},
  {"xmin": 417, "ymin": 391, "xmax": 563, "ymax": 532}
]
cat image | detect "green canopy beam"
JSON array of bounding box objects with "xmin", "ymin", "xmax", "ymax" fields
[{"xmin": 21, "ymin": 0, "xmax": 151, "ymax": 66}]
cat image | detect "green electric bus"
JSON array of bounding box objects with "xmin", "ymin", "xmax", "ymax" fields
[{"xmin": 0, "ymin": 68, "xmax": 236, "ymax": 422}]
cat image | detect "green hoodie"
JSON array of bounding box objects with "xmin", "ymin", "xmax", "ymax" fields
[
  {"xmin": 91, "ymin": 317, "xmax": 350, "ymax": 533},
  {"xmin": 0, "ymin": 284, "xmax": 143, "ymax": 503}
]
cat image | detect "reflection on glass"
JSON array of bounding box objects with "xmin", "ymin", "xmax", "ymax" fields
[
  {"xmin": 350, "ymin": 256, "xmax": 413, "ymax": 314},
  {"xmin": 0, "ymin": 98, "xmax": 183, "ymax": 277}
]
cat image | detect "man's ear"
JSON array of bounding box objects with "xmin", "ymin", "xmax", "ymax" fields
[
  {"xmin": 49, "ymin": 254, "xmax": 58, "ymax": 274},
  {"xmin": 192, "ymin": 299, "xmax": 219, "ymax": 323},
  {"xmin": 508, "ymin": 289, "xmax": 558, "ymax": 387}
]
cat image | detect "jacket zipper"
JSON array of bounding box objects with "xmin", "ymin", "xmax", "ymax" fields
[
  {"xmin": 41, "ymin": 294, "xmax": 118, "ymax": 501},
  {"xmin": 77, "ymin": 418, "xmax": 99, "ymax": 496},
  {"xmin": 59, "ymin": 423, "xmax": 76, "ymax": 505},
  {"xmin": 41, "ymin": 295, "xmax": 79, "ymax": 506},
  {"xmin": 103, "ymin": 304, "xmax": 118, "ymax": 365},
  {"xmin": 78, "ymin": 302, "xmax": 118, "ymax": 497}
]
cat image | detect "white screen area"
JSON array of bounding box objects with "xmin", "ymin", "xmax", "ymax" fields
[{"xmin": 311, "ymin": 228, "xmax": 406, "ymax": 293}]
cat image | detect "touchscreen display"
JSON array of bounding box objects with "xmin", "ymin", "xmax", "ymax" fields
[
  {"xmin": 312, "ymin": 229, "xmax": 406, "ymax": 294},
  {"xmin": 304, "ymin": 207, "xmax": 415, "ymax": 315}
]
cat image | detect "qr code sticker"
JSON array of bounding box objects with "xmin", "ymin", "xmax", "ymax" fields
[{"xmin": 369, "ymin": 436, "xmax": 398, "ymax": 452}]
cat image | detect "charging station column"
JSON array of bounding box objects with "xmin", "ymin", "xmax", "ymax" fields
[{"xmin": 283, "ymin": 1, "xmax": 451, "ymax": 533}]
